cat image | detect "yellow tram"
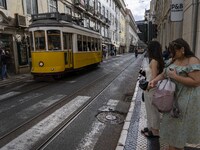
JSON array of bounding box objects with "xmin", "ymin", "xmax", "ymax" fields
[{"xmin": 29, "ymin": 13, "xmax": 102, "ymax": 78}]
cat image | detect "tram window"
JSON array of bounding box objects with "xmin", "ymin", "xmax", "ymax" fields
[
  {"xmin": 68, "ymin": 34, "xmax": 72, "ymax": 49},
  {"xmin": 63, "ymin": 33, "xmax": 72, "ymax": 50},
  {"xmin": 88, "ymin": 37, "xmax": 91, "ymax": 51},
  {"xmin": 94, "ymin": 38, "xmax": 98, "ymax": 51},
  {"xmin": 91, "ymin": 38, "xmax": 94, "ymax": 51},
  {"xmin": 47, "ymin": 30, "xmax": 61, "ymax": 50},
  {"xmin": 34, "ymin": 30, "xmax": 46, "ymax": 51},
  {"xmin": 83, "ymin": 35, "xmax": 87, "ymax": 51},
  {"xmin": 77, "ymin": 34, "xmax": 82, "ymax": 51},
  {"xmin": 98, "ymin": 39, "xmax": 101, "ymax": 51},
  {"xmin": 29, "ymin": 32, "xmax": 34, "ymax": 51}
]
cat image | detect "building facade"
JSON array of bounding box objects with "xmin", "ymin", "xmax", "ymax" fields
[
  {"xmin": 125, "ymin": 9, "xmax": 139, "ymax": 53},
  {"xmin": 150, "ymin": 0, "xmax": 200, "ymax": 58},
  {"xmin": 0, "ymin": 0, "xmax": 139, "ymax": 75},
  {"xmin": 0, "ymin": 0, "xmax": 33, "ymax": 74}
]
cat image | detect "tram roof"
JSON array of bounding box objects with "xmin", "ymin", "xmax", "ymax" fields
[{"xmin": 29, "ymin": 12, "xmax": 101, "ymax": 35}]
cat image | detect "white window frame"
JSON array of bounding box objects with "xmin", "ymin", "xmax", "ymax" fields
[
  {"xmin": 24, "ymin": 0, "xmax": 38, "ymax": 15},
  {"xmin": 48, "ymin": 0, "xmax": 57, "ymax": 12},
  {"xmin": 0, "ymin": 0, "xmax": 6, "ymax": 9}
]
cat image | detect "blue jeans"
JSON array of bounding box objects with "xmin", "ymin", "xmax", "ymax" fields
[{"xmin": 1, "ymin": 64, "xmax": 7, "ymax": 79}]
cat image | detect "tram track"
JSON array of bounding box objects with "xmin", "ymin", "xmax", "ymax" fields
[
  {"xmin": 0, "ymin": 55, "xmax": 136, "ymax": 149},
  {"xmin": 0, "ymin": 72, "xmax": 110, "ymax": 148},
  {"xmin": 0, "ymin": 82, "xmax": 52, "ymax": 102},
  {"xmin": 36, "ymin": 57, "xmax": 137, "ymax": 150},
  {"xmin": 0, "ymin": 77, "xmax": 31, "ymax": 88}
]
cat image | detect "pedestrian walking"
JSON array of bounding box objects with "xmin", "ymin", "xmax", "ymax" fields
[
  {"xmin": 149, "ymin": 38, "xmax": 200, "ymax": 150},
  {"xmin": 135, "ymin": 49, "xmax": 138, "ymax": 58},
  {"xmin": 1, "ymin": 50, "xmax": 10, "ymax": 80},
  {"xmin": 141, "ymin": 41, "xmax": 164, "ymax": 138},
  {"xmin": 103, "ymin": 46, "xmax": 106, "ymax": 58},
  {"xmin": 114, "ymin": 47, "xmax": 117, "ymax": 56}
]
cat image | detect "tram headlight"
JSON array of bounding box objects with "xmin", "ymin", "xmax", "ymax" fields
[{"xmin": 38, "ymin": 61, "xmax": 44, "ymax": 67}]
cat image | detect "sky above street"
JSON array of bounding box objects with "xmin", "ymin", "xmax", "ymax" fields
[{"xmin": 125, "ymin": 0, "xmax": 150, "ymax": 21}]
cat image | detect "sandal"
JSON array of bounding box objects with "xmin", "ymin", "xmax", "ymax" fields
[
  {"xmin": 141, "ymin": 127, "xmax": 149, "ymax": 134},
  {"xmin": 143, "ymin": 131, "xmax": 160, "ymax": 138}
]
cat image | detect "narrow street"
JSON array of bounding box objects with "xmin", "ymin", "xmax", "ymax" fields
[{"xmin": 0, "ymin": 54, "xmax": 142, "ymax": 150}]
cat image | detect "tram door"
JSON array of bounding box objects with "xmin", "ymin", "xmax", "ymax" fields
[{"xmin": 63, "ymin": 33, "xmax": 73, "ymax": 68}]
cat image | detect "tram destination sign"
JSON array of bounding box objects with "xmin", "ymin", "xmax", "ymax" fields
[
  {"xmin": 31, "ymin": 12, "xmax": 72, "ymax": 22},
  {"xmin": 32, "ymin": 13, "xmax": 59, "ymax": 21},
  {"xmin": 170, "ymin": 0, "xmax": 183, "ymax": 22}
]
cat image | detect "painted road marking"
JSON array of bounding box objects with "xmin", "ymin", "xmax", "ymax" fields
[
  {"xmin": 1, "ymin": 96, "xmax": 91, "ymax": 150},
  {"xmin": 98, "ymin": 99, "xmax": 119, "ymax": 112},
  {"xmin": 76, "ymin": 120, "xmax": 105, "ymax": 150},
  {"xmin": 16, "ymin": 95, "xmax": 66, "ymax": 119},
  {"xmin": 0, "ymin": 93, "xmax": 42, "ymax": 114},
  {"xmin": 0, "ymin": 92, "xmax": 21, "ymax": 101},
  {"xmin": 76, "ymin": 99, "xmax": 119, "ymax": 150}
]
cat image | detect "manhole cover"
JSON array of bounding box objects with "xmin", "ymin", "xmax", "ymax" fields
[{"xmin": 96, "ymin": 111, "xmax": 125, "ymax": 124}]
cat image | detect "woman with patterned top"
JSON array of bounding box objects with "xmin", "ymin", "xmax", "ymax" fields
[{"xmin": 149, "ymin": 38, "xmax": 200, "ymax": 150}]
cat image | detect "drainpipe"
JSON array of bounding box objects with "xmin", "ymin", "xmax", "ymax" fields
[{"xmin": 192, "ymin": 0, "xmax": 199, "ymax": 53}]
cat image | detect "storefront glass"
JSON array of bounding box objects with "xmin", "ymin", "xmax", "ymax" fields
[{"xmin": 0, "ymin": 33, "xmax": 14, "ymax": 73}]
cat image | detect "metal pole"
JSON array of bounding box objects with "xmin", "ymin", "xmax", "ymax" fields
[
  {"xmin": 145, "ymin": 21, "xmax": 149, "ymax": 43},
  {"xmin": 192, "ymin": 0, "xmax": 198, "ymax": 53}
]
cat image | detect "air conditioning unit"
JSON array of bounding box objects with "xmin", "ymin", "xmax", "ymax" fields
[{"xmin": 15, "ymin": 13, "xmax": 27, "ymax": 27}]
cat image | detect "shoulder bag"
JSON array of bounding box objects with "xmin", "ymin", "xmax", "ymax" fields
[{"xmin": 152, "ymin": 78, "xmax": 176, "ymax": 113}]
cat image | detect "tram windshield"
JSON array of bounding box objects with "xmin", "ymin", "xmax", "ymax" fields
[
  {"xmin": 34, "ymin": 30, "xmax": 46, "ymax": 51},
  {"xmin": 47, "ymin": 30, "xmax": 61, "ymax": 50}
]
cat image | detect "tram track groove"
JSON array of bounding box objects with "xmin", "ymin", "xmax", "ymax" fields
[
  {"xmin": 0, "ymin": 72, "xmax": 110, "ymax": 148},
  {"xmin": 0, "ymin": 82, "xmax": 50, "ymax": 102},
  {"xmin": 0, "ymin": 56, "xmax": 136, "ymax": 149},
  {"xmin": 36, "ymin": 58, "xmax": 136, "ymax": 150}
]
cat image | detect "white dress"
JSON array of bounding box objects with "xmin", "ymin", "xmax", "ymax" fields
[{"xmin": 143, "ymin": 58, "xmax": 160, "ymax": 130}]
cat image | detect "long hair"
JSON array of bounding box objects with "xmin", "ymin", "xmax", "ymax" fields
[
  {"xmin": 147, "ymin": 41, "xmax": 164, "ymax": 74},
  {"xmin": 169, "ymin": 38, "xmax": 195, "ymax": 58}
]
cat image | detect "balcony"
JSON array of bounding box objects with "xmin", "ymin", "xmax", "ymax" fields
[
  {"xmin": 86, "ymin": 5, "xmax": 94, "ymax": 15},
  {"xmin": 72, "ymin": 17, "xmax": 84, "ymax": 26},
  {"xmin": 74, "ymin": 0, "xmax": 86, "ymax": 11},
  {"xmin": 105, "ymin": 18, "xmax": 111, "ymax": 25}
]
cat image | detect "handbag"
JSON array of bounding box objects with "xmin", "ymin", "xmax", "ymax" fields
[
  {"xmin": 152, "ymin": 78, "xmax": 176, "ymax": 113},
  {"xmin": 139, "ymin": 58, "xmax": 149, "ymax": 91},
  {"xmin": 139, "ymin": 79, "xmax": 149, "ymax": 90}
]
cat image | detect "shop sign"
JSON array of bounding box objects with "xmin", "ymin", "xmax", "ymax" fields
[{"xmin": 170, "ymin": 0, "xmax": 183, "ymax": 22}]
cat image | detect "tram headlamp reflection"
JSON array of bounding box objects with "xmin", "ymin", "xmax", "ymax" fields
[{"xmin": 39, "ymin": 61, "xmax": 44, "ymax": 67}]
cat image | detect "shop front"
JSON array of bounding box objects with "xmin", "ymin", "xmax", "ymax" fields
[{"xmin": 0, "ymin": 11, "xmax": 30, "ymax": 75}]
